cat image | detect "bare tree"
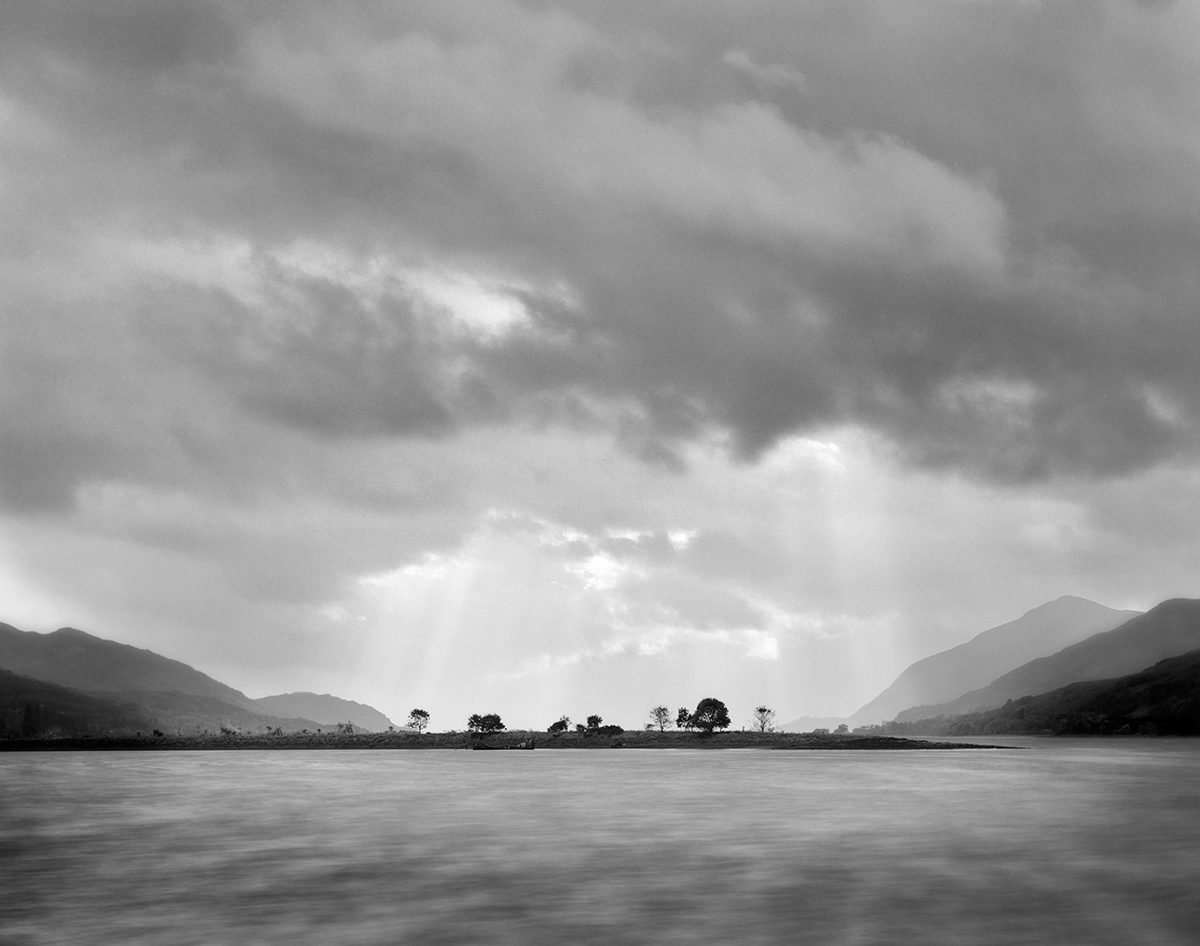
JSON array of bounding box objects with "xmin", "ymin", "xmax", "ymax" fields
[
  {"xmin": 649, "ymin": 705, "xmax": 672, "ymax": 731},
  {"xmin": 750, "ymin": 705, "xmax": 777, "ymax": 733}
]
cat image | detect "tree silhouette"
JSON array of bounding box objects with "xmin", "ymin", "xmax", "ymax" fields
[
  {"xmin": 750, "ymin": 705, "xmax": 776, "ymax": 733},
  {"xmin": 407, "ymin": 709, "xmax": 430, "ymax": 733},
  {"xmin": 691, "ymin": 698, "xmax": 731, "ymax": 734},
  {"xmin": 467, "ymin": 713, "xmax": 505, "ymax": 733},
  {"xmin": 649, "ymin": 705, "xmax": 672, "ymax": 731}
]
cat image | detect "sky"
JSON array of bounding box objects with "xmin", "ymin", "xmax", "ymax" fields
[{"xmin": 3, "ymin": 0, "xmax": 1200, "ymax": 731}]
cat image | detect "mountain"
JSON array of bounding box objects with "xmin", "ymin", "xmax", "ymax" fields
[
  {"xmin": 106, "ymin": 691, "xmax": 333, "ymax": 735},
  {"xmin": 896, "ymin": 598, "xmax": 1200, "ymax": 721},
  {"xmin": 0, "ymin": 667, "xmax": 155, "ymax": 736},
  {"xmin": 874, "ymin": 648, "xmax": 1200, "ymax": 737},
  {"xmin": 852, "ymin": 597, "xmax": 1138, "ymax": 725},
  {"xmin": 254, "ymin": 692, "xmax": 395, "ymax": 730},
  {"xmin": 0, "ymin": 621, "xmax": 393, "ymax": 733},
  {"xmin": 783, "ymin": 596, "xmax": 1137, "ymax": 731},
  {"xmin": 0, "ymin": 668, "xmax": 329, "ymax": 737},
  {"xmin": 0, "ymin": 622, "xmax": 258, "ymax": 709}
]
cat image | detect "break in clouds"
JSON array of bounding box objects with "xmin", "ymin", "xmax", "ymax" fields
[{"xmin": 2, "ymin": 1, "xmax": 1200, "ymax": 723}]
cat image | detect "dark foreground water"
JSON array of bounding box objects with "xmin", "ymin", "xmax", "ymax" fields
[{"xmin": 2, "ymin": 740, "xmax": 1198, "ymax": 945}]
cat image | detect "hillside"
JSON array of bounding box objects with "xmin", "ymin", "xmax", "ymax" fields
[
  {"xmin": 0, "ymin": 667, "xmax": 155, "ymax": 736},
  {"xmin": 783, "ymin": 596, "xmax": 1136, "ymax": 731},
  {"xmin": 870, "ymin": 648, "xmax": 1200, "ymax": 737},
  {"xmin": 255, "ymin": 692, "xmax": 394, "ymax": 731},
  {"xmin": 0, "ymin": 621, "xmax": 393, "ymax": 734},
  {"xmin": 896, "ymin": 598, "xmax": 1200, "ymax": 721},
  {"xmin": 848, "ymin": 597, "xmax": 1136, "ymax": 725},
  {"xmin": 0, "ymin": 665, "xmax": 332, "ymax": 737},
  {"xmin": 108, "ymin": 691, "xmax": 331, "ymax": 736},
  {"xmin": 0, "ymin": 622, "xmax": 258, "ymax": 709}
]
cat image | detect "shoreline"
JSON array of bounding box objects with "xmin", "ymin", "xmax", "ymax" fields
[{"xmin": 0, "ymin": 731, "xmax": 1013, "ymax": 751}]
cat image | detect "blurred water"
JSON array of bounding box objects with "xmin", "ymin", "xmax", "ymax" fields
[{"xmin": 1, "ymin": 740, "xmax": 1198, "ymax": 945}]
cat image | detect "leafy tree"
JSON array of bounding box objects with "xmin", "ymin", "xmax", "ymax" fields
[
  {"xmin": 407, "ymin": 709, "xmax": 430, "ymax": 733},
  {"xmin": 586, "ymin": 714, "xmax": 602, "ymax": 731},
  {"xmin": 750, "ymin": 706, "xmax": 776, "ymax": 733},
  {"xmin": 834, "ymin": 723, "xmax": 849, "ymax": 734},
  {"xmin": 575, "ymin": 723, "xmax": 586, "ymax": 733},
  {"xmin": 676, "ymin": 706, "xmax": 694, "ymax": 730},
  {"xmin": 649, "ymin": 705, "xmax": 672, "ymax": 731},
  {"xmin": 467, "ymin": 713, "xmax": 505, "ymax": 734},
  {"xmin": 548, "ymin": 716, "xmax": 570, "ymax": 735},
  {"xmin": 691, "ymin": 698, "xmax": 731, "ymax": 734}
]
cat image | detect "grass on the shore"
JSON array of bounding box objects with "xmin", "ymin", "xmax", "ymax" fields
[{"xmin": 0, "ymin": 729, "xmax": 1007, "ymax": 751}]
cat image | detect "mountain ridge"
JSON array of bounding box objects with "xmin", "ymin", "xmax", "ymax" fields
[
  {"xmin": 895, "ymin": 598, "xmax": 1200, "ymax": 720},
  {"xmin": 0, "ymin": 620, "xmax": 392, "ymax": 733},
  {"xmin": 873, "ymin": 647, "xmax": 1200, "ymax": 736},
  {"xmin": 0, "ymin": 622, "xmax": 259, "ymax": 709},
  {"xmin": 255, "ymin": 692, "xmax": 395, "ymax": 730},
  {"xmin": 784, "ymin": 596, "xmax": 1137, "ymax": 730}
]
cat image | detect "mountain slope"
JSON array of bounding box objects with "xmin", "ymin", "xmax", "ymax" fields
[
  {"xmin": 785, "ymin": 597, "xmax": 1136, "ymax": 730},
  {"xmin": 107, "ymin": 691, "xmax": 329, "ymax": 735},
  {"xmin": 0, "ymin": 622, "xmax": 258, "ymax": 709},
  {"xmin": 878, "ymin": 648, "xmax": 1200, "ymax": 736},
  {"xmin": 896, "ymin": 598, "xmax": 1200, "ymax": 721},
  {"xmin": 0, "ymin": 667, "xmax": 155, "ymax": 736},
  {"xmin": 254, "ymin": 692, "xmax": 394, "ymax": 730}
]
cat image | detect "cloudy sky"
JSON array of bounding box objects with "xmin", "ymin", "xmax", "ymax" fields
[{"xmin": 3, "ymin": 0, "xmax": 1200, "ymax": 729}]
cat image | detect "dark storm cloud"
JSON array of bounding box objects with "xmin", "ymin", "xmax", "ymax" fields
[{"xmin": 3, "ymin": 0, "xmax": 1200, "ymax": 525}]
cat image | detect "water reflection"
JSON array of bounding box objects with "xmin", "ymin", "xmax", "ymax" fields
[{"xmin": 2, "ymin": 743, "xmax": 1198, "ymax": 944}]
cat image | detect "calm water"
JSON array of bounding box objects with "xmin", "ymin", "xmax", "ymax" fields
[{"xmin": 2, "ymin": 740, "xmax": 1198, "ymax": 945}]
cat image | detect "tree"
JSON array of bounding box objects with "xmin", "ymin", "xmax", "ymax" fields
[
  {"xmin": 548, "ymin": 715, "xmax": 570, "ymax": 735},
  {"xmin": 467, "ymin": 713, "xmax": 505, "ymax": 734},
  {"xmin": 750, "ymin": 706, "xmax": 776, "ymax": 733},
  {"xmin": 649, "ymin": 705, "xmax": 672, "ymax": 731},
  {"xmin": 407, "ymin": 709, "xmax": 430, "ymax": 733},
  {"xmin": 586, "ymin": 714, "xmax": 602, "ymax": 731},
  {"xmin": 676, "ymin": 706, "xmax": 694, "ymax": 730},
  {"xmin": 691, "ymin": 698, "xmax": 731, "ymax": 734}
]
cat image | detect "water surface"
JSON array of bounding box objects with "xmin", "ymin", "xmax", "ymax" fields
[{"xmin": 2, "ymin": 740, "xmax": 1197, "ymax": 945}]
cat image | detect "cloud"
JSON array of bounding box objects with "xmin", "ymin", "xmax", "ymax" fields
[{"xmin": 7, "ymin": 0, "xmax": 1200, "ymax": 497}]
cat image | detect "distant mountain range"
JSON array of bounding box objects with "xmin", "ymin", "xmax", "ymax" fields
[
  {"xmin": 874, "ymin": 647, "xmax": 1200, "ymax": 737},
  {"xmin": 894, "ymin": 598, "xmax": 1200, "ymax": 721},
  {"xmin": 0, "ymin": 622, "xmax": 395, "ymax": 737},
  {"xmin": 784, "ymin": 596, "xmax": 1138, "ymax": 731},
  {"xmin": 255, "ymin": 692, "xmax": 394, "ymax": 731}
]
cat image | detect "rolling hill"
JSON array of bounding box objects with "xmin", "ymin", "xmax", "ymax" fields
[
  {"xmin": 255, "ymin": 692, "xmax": 395, "ymax": 730},
  {"xmin": 895, "ymin": 598, "xmax": 1200, "ymax": 721}
]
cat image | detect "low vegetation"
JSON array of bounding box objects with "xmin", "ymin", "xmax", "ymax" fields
[{"xmin": 0, "ymin": 728, "xmax": 1004, "ymax": 751}]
